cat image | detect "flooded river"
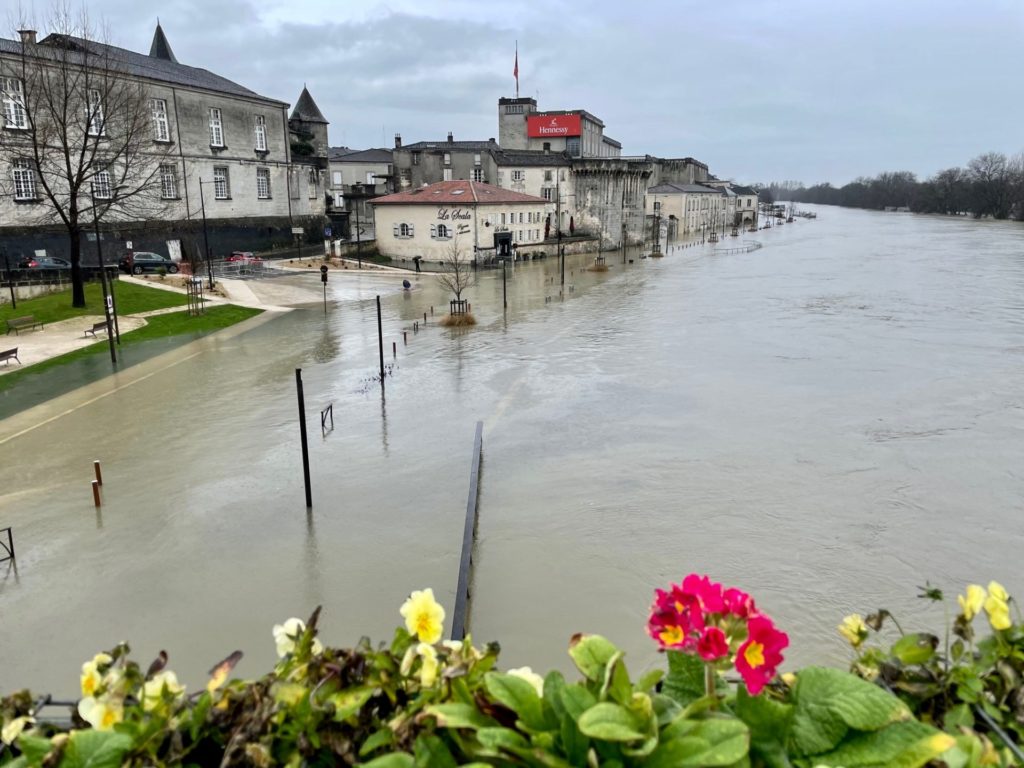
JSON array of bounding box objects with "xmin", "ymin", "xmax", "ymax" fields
[{"xmin": 3, "ymin": 205, "xmax": 1024, "ymax": 694}]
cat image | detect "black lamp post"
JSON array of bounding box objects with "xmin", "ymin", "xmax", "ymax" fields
[
  {"xmin": 197, "ymin": 180, "xmax": 216, "ymax": 289},
  {"xmin": 2, "ymin": 247, "xmax": 15, "ymax": 309}
]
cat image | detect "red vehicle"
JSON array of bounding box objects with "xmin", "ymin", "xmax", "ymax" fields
[{"xmin": 225, "ymin": 251, "xmax": 262, "ymax": 263}]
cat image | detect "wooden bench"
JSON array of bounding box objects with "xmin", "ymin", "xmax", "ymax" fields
[
  {"xmin": 84, "ymin": 321, "xmax": 108, "ymax": 338},
  {"xmin": 5, "ymin": 315, "xmax": 43, "ymax": 335},
  {"xmin": 0, "ymin": 348, "xmax": 19, "ymax": 366}
]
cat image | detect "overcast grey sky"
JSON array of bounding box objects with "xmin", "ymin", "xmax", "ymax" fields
[{"xmin": 13, "ymin": 0, "xmax": 1024, "ymax": 185}]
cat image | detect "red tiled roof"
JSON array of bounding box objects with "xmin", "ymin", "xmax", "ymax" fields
[{"xmin": 371, "ymin": 180, "xmax": 547, "ymax": 206}]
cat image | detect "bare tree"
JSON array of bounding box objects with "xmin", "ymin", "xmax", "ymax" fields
[
  {"xmin": 435, "ymin": 234, "xmax": 476, "ymax": 303},
  {"xmin": 1, "ymin": 6, "xmax": 171, "ymax": 306}
]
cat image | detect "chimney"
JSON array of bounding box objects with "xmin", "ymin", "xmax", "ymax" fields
[
  {"xmin": 394, "ymin": 133, "xmax": 402, "ymax": 148},
  {"xmin": 447, "ymin": 132, "xmax": 454, "ymax": 143},
  {"xmin": 18, "ymin": 29, "xmax": 37, "ymax": 45}
]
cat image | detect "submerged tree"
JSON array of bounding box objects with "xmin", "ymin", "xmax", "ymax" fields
[
  {"xmin": 435, "ymin": 234, "xmax": 476, "ymax": 303},
  {"xmin": 1, "ymin": 8, "xmax": 171, "ymax": 306}
]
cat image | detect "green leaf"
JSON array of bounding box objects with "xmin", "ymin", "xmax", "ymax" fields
[
  {"xmin": 475, "ymin": 727, "xmax": 530, "ymax": 752},
  {"xmin": 13, "ymin": 734, "xmax": 52, "ymax": 767},
  {"xmin": 358, "ymin": 728, "xmax": 395, "ymax": 757},
  {"xmin": 810, "ymin": 718, "xmax": 955, "ymax": 768},
  {"xmin": 577, "ymin": 702, "xmax": 645, "ymax": 742},
  {"xmin": 544, "ymin": 671, "xmax": 568, "ymax": 721},
  {"xmin": 330, "ymin": 687, "xmax": 374, "ymax": 722},
  {"xmin": 636, "ymin": 668, "xmax": 665, "ymax": 693},
  {"xmin": 652, "ymin": 693, "xmax": 683, "ymax": 727},
  {"xmin": 645, "ymin": 718, "xmax": 750, "ymax": 767},
  {"xmin": 662, "ymin": 651, "xmax": 708, "ymax": 707},
  {"xmin": 890, "ymin": 633, "xmax": 938, "ymax": 665},
  {"xmin": 735, "ymin": 687, "xmax": 794, "ymax": 768},
  {"xmin": 602, "ymin": 654, "xmax": 633, "ymax": 705},
  {"xmin": 60, "ymin": 730, "xmax": 133, "ymax": 768},
  {"xmin": 942, "ymin": 703, "xmax": 974, "ymax": 731},
  {"xmin": 560, "ymin": 716, "xmax": 590, "ymax": 766},
  {"xmin": 559, "ymin": 685, "xmax": 597, "ymax": 722},
  {"xmin": 790, "ymin": 667, "xmax": 910, "ymax": 756},
  {"xmin": 484, "ymin": 673, "xmax": 547, "ymax": 730},
  {"xmin": 359, "ymin": 753, "xmax": 414, "ymax": 768},
  {"xmin": 568, "ymin": 634, "xmax": 620, "ymax": 682},
  {"xmin": 412, "ymin": 734, "xmax": 456, "ymax": 768},
  {"xmin": 425, "ymin": 703, "xmax": 498, "ymax": 731}
]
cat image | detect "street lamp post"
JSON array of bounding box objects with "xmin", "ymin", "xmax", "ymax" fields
[
  {"xmin": 90, "ymin": 185, "xmax": 117, "ymax": 365},
  {"xmin": 198, "ymin": 180, "xmax": 216, "ymax": 290}
]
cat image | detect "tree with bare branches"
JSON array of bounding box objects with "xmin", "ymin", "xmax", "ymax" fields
[
  {"xmin": 1, "ymin": 7, "xmax": 171, "ymax": 306},
  {"xmin": 435, "ymin": 234, "xmax": 476, "ymax": 303}
]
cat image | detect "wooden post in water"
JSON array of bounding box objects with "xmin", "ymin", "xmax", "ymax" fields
[
  {"xmin": 376, "ymin": 296, "xmax": 385, "ymax": 387},
  {"xmin": 93, "ymin": 460, "xmax": 103, "ymax": 486},
  {"xmin": 92, "ymin": 480, "xmax": 101, "ymax": 507},
  {"xmin": 295, "ymin": 369, "xmax": 312, "ymax": 508}
]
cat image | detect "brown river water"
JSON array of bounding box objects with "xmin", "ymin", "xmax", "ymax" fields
[{"xmin": 2, "ymin": 204, "xmax": 1023, "ymax": 695}]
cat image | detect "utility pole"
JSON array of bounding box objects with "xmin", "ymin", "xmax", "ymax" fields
[
  {"xmin": 557, "ymin": 174, "xmax": 564, "ymax": 286},
  {"xmin": 91, "ymin": 190, "xmax": 117, "ymax": 365},
  {"xmin": 355, "ymin": 185, "xmax": 362, "ymax": 269}
]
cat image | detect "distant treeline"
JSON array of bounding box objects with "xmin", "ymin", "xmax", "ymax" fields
[{"xmin": 761, "ymin": 151, "xmax": 1024, "ymax": 220}]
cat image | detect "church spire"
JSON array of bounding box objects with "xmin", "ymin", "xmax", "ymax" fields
[{"xmin": 149, "ymin": 21, "xmax": 178, "ymax": 63}]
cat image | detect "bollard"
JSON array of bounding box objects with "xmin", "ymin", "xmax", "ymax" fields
[
  {"xmin": 296, "ymin": 369, "xmax": 313, "ymax": 508},
  {"xmin": 468, "ymin": 303, "xmax": 472, "ymax": 312},
  {"xmin": 430, "ymin": 306, "xmax": 434, "ymax": 316},
  {"xmin": 403, "ymin": 331, "xmax": 407, "ymax": 345},
  {"xmin": 392, "ymin": 341, "xmax": 397, "ymax": 357},
  {"xmin": 92, "ymin": 480, "xmax": 101, "ymax": 507},
  {"xmin": 94, "ymin": 460, "xmax": 103, "ymax": 486},
  {"xmin": 424, "ymin": 312, "xmax": 427, "ymax": 323}
]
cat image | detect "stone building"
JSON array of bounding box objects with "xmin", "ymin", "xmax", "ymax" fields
[
  {"xmin": 327, "ymin": 146, "xmax": 394, "ymax": 236},
  {"xmin": 371, "ymin": 180, "xmax": 549, "ymax": 263},
  {"xmin": 0, "ymin": 23, "xmax": 326, "ymax": 262}
]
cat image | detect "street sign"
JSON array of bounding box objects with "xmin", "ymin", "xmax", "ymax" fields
[
  {"xmin": 324, "ymin": 226, "xmax": 332, "ymax": 238},
  {"xmin": 291, "ymin": 227, "xmax": 305, "ymax": 235},
  {"xmin": 105, "ymin": 295, "xmax": 113, "ymax": 312},
  {"xmin": 125, "ymin": 240, "xmax": 133, "ymax": 250},
  {"xmin": 320, "ymin": 265, "xmax": 328, "ymax": 283}
]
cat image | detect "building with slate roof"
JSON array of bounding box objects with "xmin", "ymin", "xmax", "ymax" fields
[
  {"xmin": 0, "ymin": 24, "xmax": 328, "ymax": 263},
  {"xmin": 327, "ymin": 147, "xmax": 395, "ymax": 230},
  {"xmin": 371, "ymin": 180, "xmax": 549, "ymax": 262}
]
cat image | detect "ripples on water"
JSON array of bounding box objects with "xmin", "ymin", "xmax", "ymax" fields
[{"xmin": 2, "ymin": 206, "xmax": 1024, "ymax": 691}]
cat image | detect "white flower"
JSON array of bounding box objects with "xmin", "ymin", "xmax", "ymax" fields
[
  {"xmin": 1, "ymin": 716, "xmax": 34, "ymax": 746},
  {"xmin": 77, "ymin": 697, "xmax": 123, "ymax": 731},
  {"xmin": 142, "ymin": 670, "xmax": 185, "ymax": 712},
  {"xmin": 272, "ymin": 618, "xmax": 323, "ymax": 658},
  {"xmin": 442, "ymin": 640, "xmax": 463, "ymax": 653},
  {"xmin": 508, "ymin": 667, "xmax": 545, "ymax": 697}
]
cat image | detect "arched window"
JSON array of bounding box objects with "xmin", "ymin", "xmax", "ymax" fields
[
  {"xmin": 437, "ymin": 224, "xmax": 449, "ymax": 239},
  {"xmin": 400, "ymin": 223, "xmax": 410, "ymax": 237}
]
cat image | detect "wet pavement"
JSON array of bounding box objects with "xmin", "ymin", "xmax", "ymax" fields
[{"xmin": 2, "ymin": 207, "xmax": 1024, "ymax": 695}]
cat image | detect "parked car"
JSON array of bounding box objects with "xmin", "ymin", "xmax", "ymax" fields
[
  {"xmin": 225, "ymin": 251, "xmax": 262, "ymax": 263},
  {"xmin": 18, "ymin": 255, "xmax": 71, "ymax": 269},
  {"xmin": 119, "ymin": 252, "xmax": 178, "ymax": 274}
]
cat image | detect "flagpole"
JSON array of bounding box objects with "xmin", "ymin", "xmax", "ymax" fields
[{"xmin": 514, "ymin": 40, "xmax": 519, "ymax": 99}]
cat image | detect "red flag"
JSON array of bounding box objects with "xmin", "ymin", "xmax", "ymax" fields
[{"xmin": 513, "ymin": 43, "xmax": 519, "ymax": 97}]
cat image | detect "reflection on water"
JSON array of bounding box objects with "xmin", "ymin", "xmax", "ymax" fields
[{"xmin": 3, "ymin": 206, "xmax": 1024, "ymax": 693}]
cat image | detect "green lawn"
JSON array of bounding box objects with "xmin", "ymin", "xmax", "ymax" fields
[
  {"xmin": 1, "ymin": 280, "xmax": 188, "ymax": 326},
  {"xmin": 0, "ymin": 304, "xmax": 262, "ymax": 392}
]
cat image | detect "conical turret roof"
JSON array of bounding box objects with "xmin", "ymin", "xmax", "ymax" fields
[
  {"xmin": 148, "ymin": 22, "xmax": 177, "ymax": 63},
  {"xmin": 290, "ymin": 86, "xmax": 328, "ymax": 124}
]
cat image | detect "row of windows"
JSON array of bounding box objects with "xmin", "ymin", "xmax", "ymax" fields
[
  {"xmin": 10, "ymin": 160, "xmax": 308, "ymax": 203},
  {"xmin": 391, "ymin": 223, "xmax": 544, "ymax": 243},
  {"xmin": 1, "ymin": 77, "xmax": 273, "ymax": 152}
]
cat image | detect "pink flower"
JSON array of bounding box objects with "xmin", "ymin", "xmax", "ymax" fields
[
  {"xmin": 735, "ymin": 615, "xmax": 788, "ymax": 695},
  {"xmin": 681, "ymin": 574, "xmax": 725, "ymax": 613},
  {"xmin": 723, "ymin": 587, "xmax": 756, "ymax": 619},
  {"xmin": 696, "ymin": 626, "xmax": 729, "ymax": 661}
]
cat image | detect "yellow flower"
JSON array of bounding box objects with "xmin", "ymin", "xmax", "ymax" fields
[
  {"xmin": 142, "ymin": 670, "xmax": 185, "ymax": 712},
  {"xmin": 417, "ymin": 643, "xmax": 439, "ymax": 687},
  {"xmin": 1, "ymin": 716, "xmax": 34, "ymax": 746},
  {"xmin": 838, "ymin": 614, "xmax": 869, "ymax": 648},
  {"xmin": 77, "ymin": 696, "xmax": 123, "ymax": 731},
  {"xmin": 988, "ymin": 581, "xmax": 1009, "ymax": 602},
  {"xmin": 985, "ymin": 597, "xmax": 1012, "ymax": 631},
  {"xmin": 80, "ymin": 662, "xmax": 103, "ymax": 698},
  {"xmin": 272, "ymin": 618, "xmax": 323, "ymax": 658},
  {"xmin": 400, "ymin": 588, "xmax": 445, "ymax": 644},
  {"xmin": 508, "ymin": 667, "xmax": 545, "ymax": 697},
  {"xmin": 958, "ymin": 585, "xmax": 986, "ymax": 621}
]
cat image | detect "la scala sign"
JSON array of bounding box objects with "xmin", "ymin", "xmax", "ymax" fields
[{"xmin": 437, "ymin": 207, "xmax": 472, "ymax": 221}]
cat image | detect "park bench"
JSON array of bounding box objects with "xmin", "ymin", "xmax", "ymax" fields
[
  {"xmin": 5, "ymin": 315, "xmax": 44, "ymax": 335},
  {"xmin": 84, "ymin": 321, "xmax": 108, "ymax": 338},
  {"xmin": 0, "ymin": 348, "xmax": 19, "ymax": 366}
]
